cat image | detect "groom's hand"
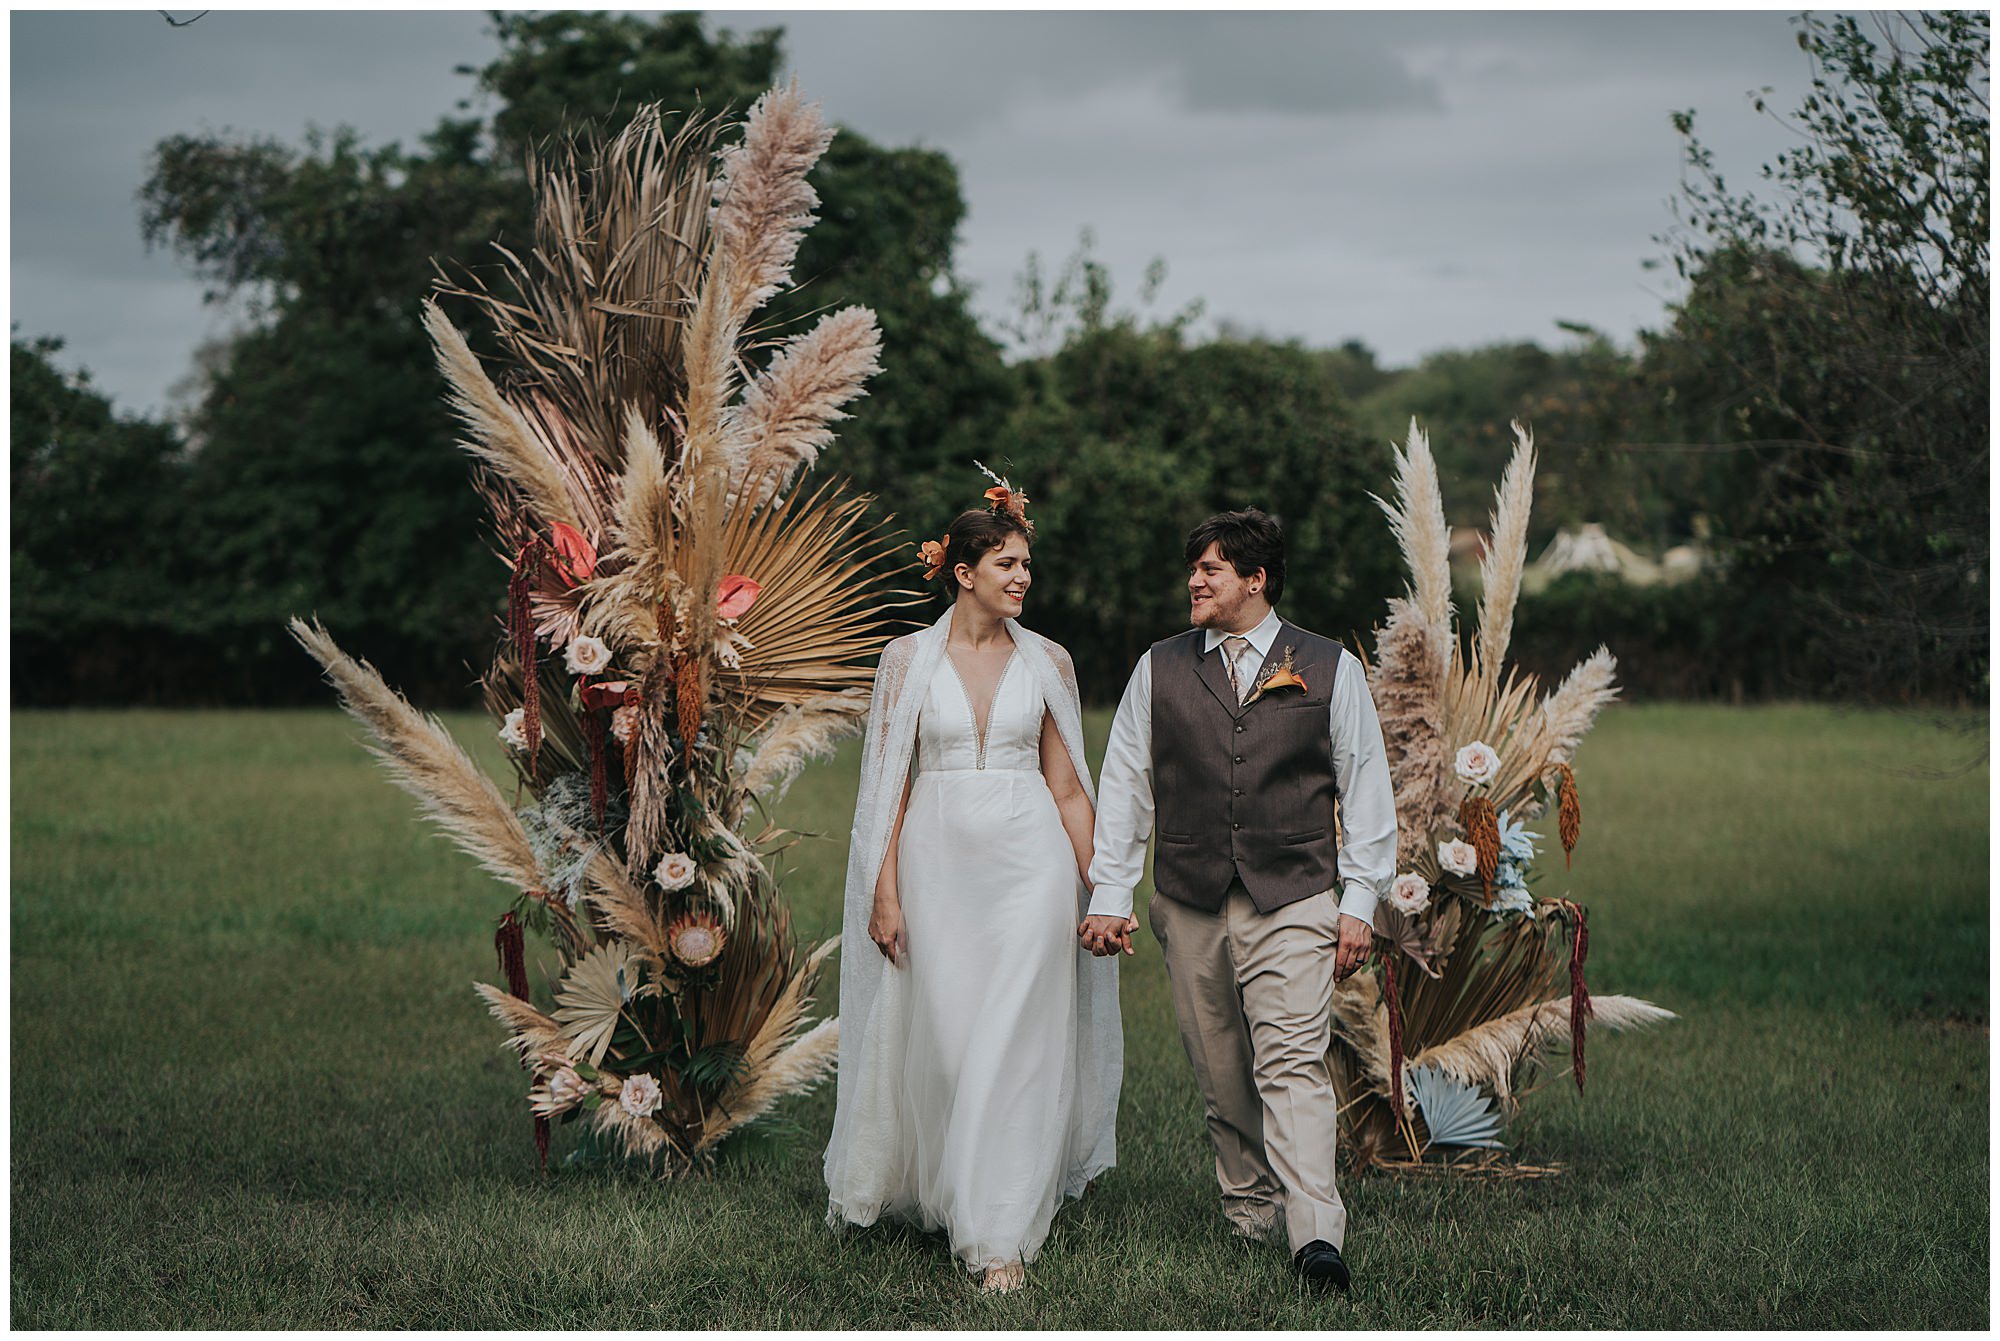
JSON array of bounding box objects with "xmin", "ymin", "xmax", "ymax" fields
[
  {"xmin": 1079, "ymin": 914, "xmax": 1139, "ymax": 957},
  {"xmin": 1334, "ymin": 913, "xmax": 1372, "ymax": 980}
]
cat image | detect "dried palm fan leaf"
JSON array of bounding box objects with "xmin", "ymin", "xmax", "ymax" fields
[
  {"xmin": 710, "ymin": 476, "xmax": 926, "ymax": 735},
  {"xmin": 552, "ymin": 942, "xmax": 641, "ymax": 1067}
]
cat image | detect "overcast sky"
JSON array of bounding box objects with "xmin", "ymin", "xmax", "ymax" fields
[{"xmin": 10, "ymin": 6, "xmax": 1825, "ymax": 419}]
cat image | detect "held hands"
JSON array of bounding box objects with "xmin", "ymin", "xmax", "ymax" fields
[
  {"xmin": 869, "ymin": 896, "xmax": 907, "ymax": 966},
  {"xmin": 1078, "ymin": 914, "xmax": 1139, "ymax": 957}
]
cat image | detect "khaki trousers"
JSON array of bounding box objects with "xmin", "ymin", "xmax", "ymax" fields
[{"xmin": 1149, "ymin": 881, "xmax": 1347, "ymax": 1253}]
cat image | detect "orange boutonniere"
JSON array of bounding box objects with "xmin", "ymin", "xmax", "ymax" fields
[
  {"xmin": 918, "ymin": 537, "xmax": 949, "ymax": 580},
  {"xmin": 1245, "ymin": 647, "xmax": 1308, "ymax": 705}
]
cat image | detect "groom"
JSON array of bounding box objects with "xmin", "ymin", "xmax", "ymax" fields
[{"xmin": 1080, "ymin": 507, "xmax": 1396, "ymax": 1293}]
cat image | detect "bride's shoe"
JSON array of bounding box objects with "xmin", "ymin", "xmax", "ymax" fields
[{"xmin": 978, "ymin": 1261, "xmax": 1026, "ymax": 1294}]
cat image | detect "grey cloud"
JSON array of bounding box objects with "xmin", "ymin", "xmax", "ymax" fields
[{"xmin": 11, "ymin": 8, "xmax": 1829, "ymax": 411}]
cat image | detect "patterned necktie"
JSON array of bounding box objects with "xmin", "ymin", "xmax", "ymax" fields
[{"xmin": 1222, "ymin": 634, "xmax": 1252, "ymax": 704}]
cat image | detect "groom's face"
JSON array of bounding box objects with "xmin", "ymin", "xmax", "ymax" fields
[{"xmin": 1187, "ymin": 542, "xmax": 1264, "ymax": 631}]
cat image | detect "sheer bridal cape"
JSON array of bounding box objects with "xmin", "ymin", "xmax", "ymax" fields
[{"xmin": 823, "ymin": 606, "xmax": 1122, "ymax": 1269}]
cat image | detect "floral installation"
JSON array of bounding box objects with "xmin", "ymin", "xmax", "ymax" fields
[
  {"xmin": 291, "ymin": 88, "xmax": 913, "ymax": 1174},
  {"xmin": 1331, "ymin": 418, "xmax": 1675, "ymax": 1169}
]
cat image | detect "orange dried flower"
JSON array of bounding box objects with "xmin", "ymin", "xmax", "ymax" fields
[
  {"xmin": 1458, "ymin": 795, "xmax": 1500, "ymax": 904},
  {"xmin": 676, "ymin": 659, "xmax": 704, "ymax": 746},
  {"xmin": 918, "ymin": 538, "xmax": 948, "ymax": 580},
  {"xmin": 1556, "ymin": 763, "xmax": 1581, "ymax": 868}
]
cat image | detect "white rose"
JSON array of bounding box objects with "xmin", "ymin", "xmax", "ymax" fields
[
  {"xmin": 546, "ymin": 1066, "xmax": 589, "ymax": 1108},
  {"xmin": 498, "ymin": 707, "xmax": 529, "ymax": 751},
  {"xmin": 1438, "ymin": 839, "xmax": 1479, "ymax": 878},
  {"xmin": 565, "ymin": 634, "xmax": 613, "ymax": 676},
  {"xmin": 1389, "ymin": 873, "xmax": 1432, "ymax": 915},
  {"xmin": 654, "ymin": 851, "xmax": 698, "ymax": 892},
  {"xmin": 610, "ymin": 704, "xmax": 641, "ymax": 745},
  {"xmin": 618, "ymin": 1071, "xmax": 662, "ymax": 1118},
  {"xmin": 1454, "ymin": 740, "xmax": 1500, "ymax": 785}
]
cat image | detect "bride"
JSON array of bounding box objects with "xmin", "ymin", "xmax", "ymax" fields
[{"xmin": 823, "ymin": 475, "xmax": 1123, "ymax": 1292}]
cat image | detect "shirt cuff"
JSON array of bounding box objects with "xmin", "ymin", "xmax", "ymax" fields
[
  {"xmin": 1336, "ymin": 878, "xmax": 1378, "ymax": 928},
  {"xmin": 1086, "ymin": 885, "xmax": 1135, "ymax": 921}
]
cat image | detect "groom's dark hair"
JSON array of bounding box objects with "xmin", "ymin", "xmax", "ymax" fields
[{"xmin": 1185, "ymin": 508, "xmax": 1285, "ymax": 604}]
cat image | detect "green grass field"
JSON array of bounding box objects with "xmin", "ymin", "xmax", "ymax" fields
[{"xmin": 10, "ymin": 704, "xmax": 1989, "ymax": 1327}]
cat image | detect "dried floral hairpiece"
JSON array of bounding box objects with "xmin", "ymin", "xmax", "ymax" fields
[{"xmin": 974, "ymin": 460, "xmax": 1031, "ymax": 527}]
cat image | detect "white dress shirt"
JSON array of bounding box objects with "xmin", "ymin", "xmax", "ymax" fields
[{"xmin": 1086, "ymin": 607, "xmax": 1397, "ymax": 926}]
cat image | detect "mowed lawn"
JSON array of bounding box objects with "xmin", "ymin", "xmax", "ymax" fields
[{"xmin": 10, "ymin": 703, "xmax": 1988, "ymax": 1328}]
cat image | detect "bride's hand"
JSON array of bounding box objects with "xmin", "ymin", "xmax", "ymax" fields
[{"xmin": 869, "ymin": 898, "xmax": 907, "ymax": 965}]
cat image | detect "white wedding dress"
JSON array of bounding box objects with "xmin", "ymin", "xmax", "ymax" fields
[{"xmin": 824, "ymin": 613, "xmax": 1121, "ymax": 1275}]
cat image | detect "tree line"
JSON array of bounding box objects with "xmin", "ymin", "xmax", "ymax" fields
[{"xmin": 12, "ymin": 11, "xmax": 1986, "ymax": 707}]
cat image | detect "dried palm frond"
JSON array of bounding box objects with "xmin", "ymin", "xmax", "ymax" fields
[
  {"xmin": 728, "ymin": 306, "xmax": 884, "ymax": 509},
  {"xmin": 551, "ymin": 942, "xmax": 640, "ymax": 1066},
  {"xmin": 711, "ymin": 81, "xmax": 834, "ymax": 326},
  {"xmin": 697, "ymin": 938, "xmax": 840, "ymax": 1149},
  {"xmin": 1409, "ymin": 993, "xmax": 1676, "ymax": 1102},
  {"xmin": 710, "ymin": 477, "xmax": 925, "ymax": 736},
  {"xmin": 290, "ymin": 618, "xmax": 545, "ymax": 891},
  {"xmin": 1405, "ymin": 1064, "xmax": 1507, "ymax": 1149},
  {"xmin": 1475, "ymin": 422, "xmax": 1537, "ymax": 679},
  {"xmin": 438, "ymin": 105, "xmax": 723, "ymax": 464}
]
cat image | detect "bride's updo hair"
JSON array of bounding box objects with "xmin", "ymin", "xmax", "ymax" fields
[{"xmin": 939, "ymin": 507, "xmax": 1032, "ymax": 589}]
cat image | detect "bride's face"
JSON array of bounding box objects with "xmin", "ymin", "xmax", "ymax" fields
[{"xmin": 955, "ymin": 535, "xmax": 1032, "ymax": 617}]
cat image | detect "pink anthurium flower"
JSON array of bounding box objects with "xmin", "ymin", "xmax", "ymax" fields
[
  {"xmin": 716, "ymin": 575, "xmax": 761, "ymax": 620},
  {"xmin": 549, "ymin": 522, "xmax": 597, "ymax": 586}
]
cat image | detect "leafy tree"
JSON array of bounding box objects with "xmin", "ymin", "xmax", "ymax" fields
[
  {"xmin": 133, "ymin": 11, "xmax": 1009, "ymax": 704},
  {"xmin": 11, "ymin": 336, "xmax": 192, "ymax": 702},
  {"xmin": 983, "ymin": 264, "xmax": 1401, "ymax": 693},
  {"xmin": 1652, "ymin": 11, "xmax": 1988, "ymax": 700}
]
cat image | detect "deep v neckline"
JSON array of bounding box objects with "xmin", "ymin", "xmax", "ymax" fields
[{"xmin": 944, "ymin": 640, "xmax": 1019, "ymax": 770}]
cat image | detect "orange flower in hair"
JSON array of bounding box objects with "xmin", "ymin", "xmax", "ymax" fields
[
  {"xmin": 975, "ymin": 461, "xmax": 1032, "ymax": 526},
  {"xmin": 918, "ymin": 537, "xmax": 949, "ymax": 580}
]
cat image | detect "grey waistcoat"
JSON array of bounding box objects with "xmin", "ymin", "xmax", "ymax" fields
[{"xmin": 1149, "ymin": 619, "xmax": 1342, "ymax": 914}]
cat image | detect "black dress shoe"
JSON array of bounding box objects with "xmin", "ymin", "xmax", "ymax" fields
[{"xmin": 1293, "ymin": 1239, "xmax": 1351, "ymax": 1293}]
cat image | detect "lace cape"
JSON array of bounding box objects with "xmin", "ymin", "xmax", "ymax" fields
[{"xmin": 824, "ymin": 604, "xmax": 1122, "ymax": 1217}]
